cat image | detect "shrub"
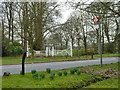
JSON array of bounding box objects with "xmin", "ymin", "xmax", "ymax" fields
[
  {"xmin": 105, "ymin": 42, "xmax": 115, "ymax": 53},
  {"xmin": 12, "ymin": 42, "xmax": 21, "ymax": 46},
  {"xmin": 31, "ymin": 70, "xmax": 36, "ymax": 74},
  {"xmin": 51, "ymin": 72, "xmax": 55, "ymax": 76},
  {"xmin": 79, "ymin": 49, "xmax": 85, "ymax": 55},
  {"xmin": 63, "ymin": 71, "xmax": 67, "ymax": 76},
  {"xmin": 58, "ymin": 72, "xmax": 62, "ymax": 76},
  {"xmin": 73, "ymin": 49, "xmax": 78, "ymax": 56},
  {"xmin": 8, "ymin": 46, "xmax": 23, "ymax": 56},
  {"xmin": 46, "ymin": 68, "xmax": 51, "ymax": 73},
  {"xmin": 77, "ymin": 70, "xmax": 81, "ymax": 75},
  {"xmin": 2, "ymin": 46, "xmax": 8, "ymax": 56},
  {"xmin": 50, "ymin": 74, "xmax": 55, "ymax": 80},
  {"xmin": 70, "ymin": 69, "xmax": 75, "ymax": 74},
  {"xmin": 20, "ymin": 71, "xmax": 22, "ymax": 75},
  {"xmin": 40, "ymin": 73, "xmax": 45, "ymax": 79},
  {"xmin": 74, "ymin": 68, "xmax": 79, "ymax": 72},
  {"xmin": 33, "ymin": 73, "xmax": 38, "ymax": 79}
]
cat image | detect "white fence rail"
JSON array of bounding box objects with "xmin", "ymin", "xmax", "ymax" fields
[
  {"xmin": 27, "ymin": 41, "xmax": 72, "ymax": 57},
  {"xmin": 28, "ymin": 49, "xmax": 71, "ymax": 57}
]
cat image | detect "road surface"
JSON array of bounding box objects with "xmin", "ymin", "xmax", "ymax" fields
[{"xmin": 1, "ymin": 57, "xmax": 119, "ymax": 76}]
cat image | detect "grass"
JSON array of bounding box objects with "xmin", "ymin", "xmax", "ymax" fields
[
  {"xmin": 1, "ymin": 53, "xmax": 119, "ymax": 65},
  {"xmin": 94, "ymin": 53, "xmax": 119, "ymax": 57},
  {"xmin": 84, "ymin": 76, "xmax": 118, "ymax": 88},
  {"xmin": 2, "ymin": 72, "xmax": 96, "ymax": 88},
  {"xmin": 1, "ymin": 56, "xmax": 90, "ymax": 65},
  {"xmin": 2, "ymin": 62, "xmax": 119, "ymax": 88}
]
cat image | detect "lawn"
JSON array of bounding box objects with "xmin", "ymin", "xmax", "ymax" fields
[
  {"xmin": 1, "ymin": 53, "xmax": 119, "ymax": 65},
  {"xmin": 2, "ymin": 62, "xmax": 119, "ymax": 88},
  {"xmin": 84, "ymin": 76, "xmax": 118, "ymax": 88}
]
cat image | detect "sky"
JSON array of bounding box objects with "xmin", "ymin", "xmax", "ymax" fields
[
  {"xmin": 55, "ymin": 0, "xmax": 119, "ymax": 23},
  {"xmin": 55, "ymin": 0, "xmax": 93, "ymax": 23}
]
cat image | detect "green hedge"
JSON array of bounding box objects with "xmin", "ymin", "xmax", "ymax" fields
[
  {"xmin": 72, "ymin": 49, "xmax": 94, "ymax": 56},
  {"xmin": 2, "ymin": 41, "xmax": 24, "ymax": 56},
  {"xmin": 105, "ymin": 43, "xmax": 115, "ymax": 53},
  {"xmin": 8, "ymin": 46, "xmax": 23, "ymax": 56}
]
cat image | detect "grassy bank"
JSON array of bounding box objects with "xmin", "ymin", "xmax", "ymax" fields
[
  {"xmin": 84, "ymin": 76, "xmax": 118, "ymax": 88},
  {"xmin": 2, "ymin": 62, "xmax": 119, "ymax": 88},
  {"xmin": 1, "ymin": 53, "xmax": 119, "ymax": 65}
]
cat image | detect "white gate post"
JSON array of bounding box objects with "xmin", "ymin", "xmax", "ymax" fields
[
  {"xmin": 70, "ymin": 42, "xmax": 73, "ymax": 57},
  {"xmin": 52, "ymin": 47, "xmax": 54, "ymax": 56},
  {"xmin": 46, "ymin": 47, "xmax": 48, "ymax": 57},
  {"xmin": 26, "ymin": 41, "xmax": 29, "ymax": 57}
]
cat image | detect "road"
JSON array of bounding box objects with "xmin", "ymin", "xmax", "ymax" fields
[{"xmin": 1, "ymin": 57, "xmax": 119, "ymax": 76}]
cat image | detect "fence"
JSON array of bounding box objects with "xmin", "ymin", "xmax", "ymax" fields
[{"xmin": 27, "ymin": 49, "xmax": 71, "ymax": 57}]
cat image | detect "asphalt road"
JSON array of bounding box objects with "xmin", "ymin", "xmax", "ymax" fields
[{"xmin": 1, "ymin": 57, "xmax": 119, "ymax": 76}]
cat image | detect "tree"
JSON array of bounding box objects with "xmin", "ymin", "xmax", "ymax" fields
[{"xmin": 6, "ymin": 2, "xmax": 61, "ymax": 58}]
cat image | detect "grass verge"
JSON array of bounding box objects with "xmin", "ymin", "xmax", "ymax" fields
[
  {"xmin": 2, "ymin": 53, "xmax": 119, "ymax": 65},
  {"xmin": 84, "ymin": 76, "xmax": 118, "ymax": 88},
  {"xmin": 2, "ymin": 62, "xmax": 119, "ymax": 88}
]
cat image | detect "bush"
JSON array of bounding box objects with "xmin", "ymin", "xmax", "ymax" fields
[
  {"xmin": 33, "ymin": 73, "xmax": 38, "ymax": 79},
  {"xmin": 50, "ymin": 74, "xmax": 55, "ymax": 80},
  {"xmin": 73, "ymin": 49, "xmax": 78, "ymax": 56},
  {"xmin": 79, "ymin": 49, "xmax": 85, "ymax": 55},
  {"xmin": 70, "ymin": 69, "xmax": 75, "ymax": 74},
  {"xmin": 77, "ymin": 70, "xmax": 81, "ymax": 75},
  {"xmin": 2, "ymin": 46, "xmax": 8, "ymax": 56},
  {"xmin": 31, "ymin": 70, "xmax": 36, "ymax": 74},
  {"xmin": 8, "ymin": 46, "xmax": 23, "ymax": 56},
  {"xmin": 40, "ymin": 73, "xmax": 45, "ymax": 79},
  {"xmin": 58, "ymin": 72, "xmax": 62, "ymax": 76},
  {"xmin": 74, "ymin": 68, "xmax": 79, "ymax": 72},
  {"xmin": 105, "ymin": 43, "xmax": 115, "ymax": 53},
  {"xmin": 46, "ymin": 68, "xmax": 51, "ymax": 73},
  {"xmin": 12, "ymin": 42, "xmax": 21, "ymax": 46},
  {"xmin": 63, "ymin": 71, "xmax": 67, "ymax": 76},
  {"xmin": 20, "ymin": 71, "xmax": 22, "ymax": 75},
  {"xmin": 51, "ymin": 72, "xmax": 55, "ymax": 76}
]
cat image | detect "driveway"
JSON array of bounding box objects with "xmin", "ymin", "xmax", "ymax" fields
[{"xmin": 1, "ymin": 57, "xmax": 119, "ymax": 76}]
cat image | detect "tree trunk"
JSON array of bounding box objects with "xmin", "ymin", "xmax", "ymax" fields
[
  {"xmin": 30, "ymin": 41, "xmax": 34, "ymax": 59},
  {"xmin": 71, "ymin": 37, "xmax": 74, "ymax": 49},
  {"xmin": 65, "ymin": 40, "xmax": 68, "ymax": 49},
  {"xmin": 104, "ymin": 18, "xmax": 110, "ymax": 43},
  {"xmin": 114, "ymin": 18, "xmax": 119, "ymax": 53},
  {"xmin": 83, "ymin": 28, "xmax": 87, "ymax": 54},
  {"xmin": 11, "ymin": 13, "xmax": 14, "ymax": 44},
  {"xmin": 2, "ymin": 19, "xmax": 5, "ymax": 47},
  {"xmin": 23, "ymin": 3, "xmax": 28, "ymax": 52}
]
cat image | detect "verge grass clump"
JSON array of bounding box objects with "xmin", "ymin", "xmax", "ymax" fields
[
  {"xmin": 63, "ymin": 71, "xmax": 67, "ymax": 76},
  {"xmin": 74, "ymin": 68, "xmax": 79, "ymax": 72},
  {"xmin": 31, "ymin": 70, "xmax": 36, "ymax": 74},
  {"xmin": 50, "ymin": 73, "xmax": 55, "ymax": 80},
  {"xmin": 70, "ymin": 69, "xmax": 75, "ymax": 74},
  {"xmin": 77, "ymin": 70, "xmax": 81, "ymax": 75},
  {"xmin": 20, "ymin": 71, "xmax": 22, "ymax": 75},
  {"xmin": 40, "ymin": 73, "xmax": 45, "ymax": 79},
  {"xmin": 46, "ymin": 68, "xmax": 51, "ymax": 73},
  {"xmin": 58, "ymin": 72, "xmax": 62, "ymax": 76},
  {"xmin": 32, "ymin": 73, "xmax": 38, "ymax": 79}
]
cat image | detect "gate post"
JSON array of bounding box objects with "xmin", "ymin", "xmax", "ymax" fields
[
  {"xmin": 70, "ymin": 42, "xmax": 73, "ymax": 57},
  {"xmin": 46, "ymin": 47, "xmax": 48, "ymax": 57},
  {"xmin": 52, "ymin": 47, "xmax": 54, "ymax": 56}
]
